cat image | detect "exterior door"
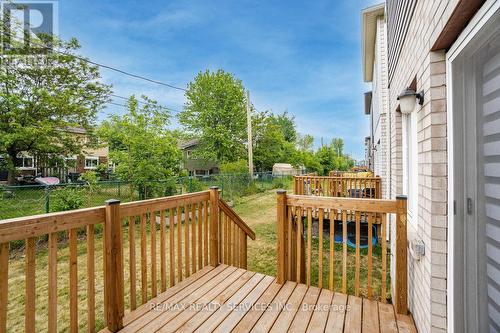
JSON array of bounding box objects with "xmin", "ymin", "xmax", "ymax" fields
[{"xmin": 453, "ymin": 9, "xmax": 500, "ymax": 333}]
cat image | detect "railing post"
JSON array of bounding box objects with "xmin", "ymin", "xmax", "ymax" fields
[
  {"xmin": 210, "ymin": 187, "xmax": 220, "ymax": 267},
  {"xmin": 395, "ymin": 195, "xmax": 408, "ymax": 314},
  {"xmin": 376, "ymin": 176, "xmax": 382, "ymax": 199},
  {"xmin": 277, "ymin": 190, "xmax": 287, "ymax": 284},
  {"xmin": 104, "ymin": 199, "xmax": 124, "ymax": 332}
]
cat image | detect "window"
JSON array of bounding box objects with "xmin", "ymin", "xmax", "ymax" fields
[
  {"xmin": 186, "ymin": 150, "xmax": 197, "ymax": 159},
  {"xmin": 195, "ymin": 169, "xmax": 209, "ymax": 176},
  {"xmin": 84, "ymin": 156, "xmax": 99, "ymax": 169},
  {"xmin": 402, "ymin": 110, "xmax": 418, "ymax": 225},
  {"xmin": 15, "ymin": 154, "xmax": 34, "ymax": 169}
]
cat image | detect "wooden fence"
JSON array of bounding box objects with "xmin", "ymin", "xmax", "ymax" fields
[
  {"xmin": 293, "ymin": 175, "xmax": 382, "ymax": 199},
  {"xmin": 0, "ymin": 187, "xmax": 254, "ymax": 333},
  {"xmin": 276, "ymin": 191, "xmax": 408, "ymax": 315}
]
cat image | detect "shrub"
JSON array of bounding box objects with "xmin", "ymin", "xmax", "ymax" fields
[
  {"xmin": 271, "ymin": 177, "xmax": 286, "ymax": 189},
  {"xmin": 242, "ymin": 182, "xmax": 259, "ymax": 196},
  {"xmin": 79, "ymin": 170, "xmax": 99, "ymax": 184},
  {"xmin": 162, "ymin": 180, "xmax": 180, "ymax": 197},
  {"xmin": 52, "ymin": 187, "xmax": 84, "ymax": 212},
  {"xmin": 220, "ymin": 160, "xmax": 248, "ymax": 174},
  {"xmin": 189, "ymin": 177, "xmax": 206, "ymax": 192}
]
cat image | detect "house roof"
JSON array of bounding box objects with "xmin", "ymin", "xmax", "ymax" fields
[
  {"xmin": 61, "ymin": 127, "xmax": 88, "ymax": 134},
  {"xmin": 361, "ymin": 3, "xmax": 385, "ymax": 82},
  {"xmin": 178, "ymin": 139, "xmax": 199, "ymax": 150}
]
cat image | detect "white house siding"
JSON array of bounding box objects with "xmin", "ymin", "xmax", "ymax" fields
[
  {"xmin": 372, "ymin": 17, "xmax": 390, "ymax": 200},
  {"xmin": 386, "ymin": 1, "xmax": 461, "ymax": 332}
]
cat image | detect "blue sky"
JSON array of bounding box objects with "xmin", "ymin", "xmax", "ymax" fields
[{"xmin": 58, "ymin": 0, "xmax": 380, "ymax": 160}]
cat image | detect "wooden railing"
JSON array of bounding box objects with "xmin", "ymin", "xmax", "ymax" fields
[
  {"xmin": 0, "ymin": 187, "xmax": 254, "ymax": 332},
  {"xmin": 276, "ymin": 191, "xmax": 408, "ymax": 314},
  {"xmin": 293, "ymin": 175, "xmax": 382, "ymax": 199},
  {"xmin": 218, "ymin": 199, "xmax": 256, "ymax": 268},
  {"xmin": 328, "ymin": 170, "xmax": 374, "ymax": 177}
]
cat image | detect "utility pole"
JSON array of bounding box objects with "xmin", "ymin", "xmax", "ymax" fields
[{"xmin": 246, "ymin": 90, "xmax": 253, "ymax": 177}]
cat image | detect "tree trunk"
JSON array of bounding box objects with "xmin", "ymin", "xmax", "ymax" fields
[{"xmin": 6, "ymin": 150, "xmax": 18, "ymax": 185}]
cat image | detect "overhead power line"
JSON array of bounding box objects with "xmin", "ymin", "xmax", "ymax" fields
[
  {"xmin": 1, "ymin": 32, "xmax": 185, "ymax": 116},
  {"xmin": 107, "ymin": 101, "xmax": 128, "ymax": 108},
  {"xmin": 2, "ymin": 31, "xmax": 188, "ymax": 92},
  {"xmin": 109, "ymin": 94, "xmax": 182, "ymax": 113}
]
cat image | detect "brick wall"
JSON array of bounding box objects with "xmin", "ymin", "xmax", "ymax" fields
[{"xmin": 387, "ymin": 0, "xmax": 460, "ymax": 332}]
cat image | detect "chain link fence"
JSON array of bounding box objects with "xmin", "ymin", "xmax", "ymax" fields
[{"xmin": 0, "ymin": 172, "xmax": 291, "ymax": 219}]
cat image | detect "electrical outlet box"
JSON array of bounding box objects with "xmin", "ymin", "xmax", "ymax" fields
[{"xmin": 410, "ymin": 239, "xmax": 425, "ymax": 261}]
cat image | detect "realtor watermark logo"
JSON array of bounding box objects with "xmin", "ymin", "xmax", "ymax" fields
[{"xmin": 1, "ymin": 0, "xmax": 58, "ymax": 54}]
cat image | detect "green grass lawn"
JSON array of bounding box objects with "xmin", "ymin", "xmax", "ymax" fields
[{"xmin": 4, "ymin": 182, "xmax": 389, "ymax": 332}]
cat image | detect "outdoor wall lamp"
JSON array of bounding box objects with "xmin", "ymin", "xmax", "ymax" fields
[{"xmin": 397, "ymin": 87, "xmax": 424, "ymax": 114}]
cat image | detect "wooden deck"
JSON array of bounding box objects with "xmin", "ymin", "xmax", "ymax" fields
[{"xmin": 112, "ymin": 265, "xmax": 417, "ymax": 333}]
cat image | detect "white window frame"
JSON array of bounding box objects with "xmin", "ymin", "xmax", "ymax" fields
[
  {"xmin": 84, "ymin": 156, "xmax": 99, "ymax": 170},
  {"xmin": 65, "ymin": 155, "xmax": 77, "ymax": 162},
  {"xmin": 402, "ymin": 109, "xmax": 418, "ymax": 226},
  {"xmin": 16, "ymin": 154, "xmax": 35, "ymax": 170},
  {"xmin": 445, "ymin": 2, "xmax": 500, "ymax": 331},
  {"xmin": 194, "ymin": 169, "xmax": 209, "ymax": 176}
]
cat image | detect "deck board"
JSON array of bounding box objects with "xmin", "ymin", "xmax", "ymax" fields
[
  {"xmin": 232, "ymin": 281, "xmax": 283, "ymax": 333},
  {"xmin": 251, "ymin": 281, "xmax": 297, "ymax": 333},
  {"xmin": 269, "ymin": 283, "xmax": 307, "ymax": 333},
  {"xmin": 306, "ymin": 289, "xmax": 334, "ymax": 333},
  {"xmin": 287, "ymin": 286, "xmax": 320, "ymax": 333},
  {"xmin": 159, "ymin": 269, "xmax": 247, "ymax": 333},
  {"xmin": 113, "ymin": 265, "xmax": 417, "ymax": 333},
  {"xmin": 214, "ymin": 275, "xmax": 275, "ymax": 333},
  {"xmin": 176, "ymin": 270, "xmax": 256, "ymax": 333},
  {"xmin": 325, "ymin": 292, "xmax": 348, "ymax": 333}
]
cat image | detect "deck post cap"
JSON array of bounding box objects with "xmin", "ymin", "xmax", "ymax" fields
[
  {"xmin": 396, "ymin": 195, "xmax": 408, "ymax": 200},
  {"xmin": 105, "ymin": 199, "xmax": 121, "ymax": 205},
  {"xmin": 210, "ymin": 186, "xmax": 219, "ymax": 190},
  {"xmin": 276, "ymin": 189, "xmax": 287, "ymax": 194}
]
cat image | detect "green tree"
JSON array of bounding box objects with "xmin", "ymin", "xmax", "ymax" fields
[
  {"xmin": 179, "ymin": 69, "xmax": 247, "ymax": 163},
  {"xmin": 0, "ymin": 37, "xmax": 111, "ymax": 184},
  {"xmin": 252, "ymin": 111, "xmax": 288, "ymax": 171},
  {"xmin": 296, "ymin": 134, "xmax": 314, "ymax": 153},
  {"xmin": 98, "ymin": 96, "xmax": 181, "ymax": 198},
  {"xmin": 331, "ymin": 138, "xmax": 345, "ymax": 156},
  {"xmin": 251, "ymin": 110, "xmax": 303, "ymax": 172},
  {"xmin": 314, "ymin": 138, "xmax": 353, "ymax": 175},
  {"xmin": 269, "ymin": 111, "xmax": 297, "ymax": 143}
]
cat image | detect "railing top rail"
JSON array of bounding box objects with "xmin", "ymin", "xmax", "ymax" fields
[
  {"xmin": 294, "ymin": 175, "xmax": 381, "ymax": 180},
  {"xmin": 0, "ymin": 206, "xmax": 105, "ymax": 243},
  {"xmin": 218, "ymin": 199, "xmax": 256, "ymax": 240},
  {"xmin": 0, "ymin": 190, "xmax": 212, "ymax": 243},
  {"xmin": 286, "ymin": 194, "xmax": 399, "ymax": 213},
  {"xmin": 120, "ymin": 190, "xmax": 210, "ymax": 217}
]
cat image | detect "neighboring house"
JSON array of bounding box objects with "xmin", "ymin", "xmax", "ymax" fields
[
  {"xmin": 179, "ymin": 139, "xmax": 219, "ymax": 177},
  {"xmin": 362, "ymin": 3, "xmax": 389, "ymax": 200},
  {"xmin": 62, "ymin": 127, "xmax": 110, "ymax": 178},
  {"xmin": 362, "ymin": 1, "xmax": 500, "ymax": 332},
  {"xmin": 0, "ymin": 127, "xmax": 110, "ymax": 183}
]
